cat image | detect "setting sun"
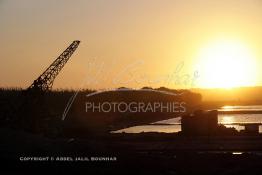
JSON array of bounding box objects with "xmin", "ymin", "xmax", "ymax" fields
[{"xmin": 196, "ymin": 39, "xmax": 257, "ymax": 88}]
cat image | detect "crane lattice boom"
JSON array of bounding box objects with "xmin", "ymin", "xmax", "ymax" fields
[{"xmin": 28, "ymin": 40, "xmax": 80, "ymax": 91}]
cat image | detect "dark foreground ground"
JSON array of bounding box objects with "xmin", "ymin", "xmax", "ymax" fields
[{"xmin": 1, "ymin": 128, "xmax": 262, "ymax": 175}]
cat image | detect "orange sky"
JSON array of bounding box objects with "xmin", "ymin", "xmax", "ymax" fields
[{"xmin": 0, "ymin": 0, "xmax": 262, "ymax": 90}]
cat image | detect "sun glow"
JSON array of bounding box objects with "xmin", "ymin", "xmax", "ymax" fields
[{"xmin": 196, "ymin": 39, "xmax": 257, "ymax": 88}]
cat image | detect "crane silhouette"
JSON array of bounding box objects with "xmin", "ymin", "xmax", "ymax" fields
[
  {"xmin": 17, "ymin": 40, "xmax": 80, "ymax": 132},
  {"xmin": 28, "ymin": 40, "xmax": 80, "ymax": 92}
]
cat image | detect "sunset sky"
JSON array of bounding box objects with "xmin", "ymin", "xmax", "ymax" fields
[{"xmin": 0, "ymin": 0, "xmax": 262, "ymax": 89}]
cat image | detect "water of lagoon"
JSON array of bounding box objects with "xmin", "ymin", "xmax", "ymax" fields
[{"xmin": 113, "ymin": 105, "xmax": 262, "ymax": 133}]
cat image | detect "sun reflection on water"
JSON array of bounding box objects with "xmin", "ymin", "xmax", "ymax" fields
[{"xmin": 221, "ymin": 116, "xmax": 234, "ymax": 124}]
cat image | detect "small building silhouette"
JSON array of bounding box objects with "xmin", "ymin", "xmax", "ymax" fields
[
  {"xmin": 181, "ymin": 110, "xmax": 218, "ymax": 135},
  {"xmin": 181, "ymin": 110, "xmax": 261, "ymax": 136},
  {"xmin": 240, "ymin": 123, "xmax": 260, "ymax": 134}
]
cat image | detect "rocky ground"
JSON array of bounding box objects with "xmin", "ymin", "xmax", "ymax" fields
[{"xmin": 1, "ymin": 128, "xmax": 262, "ymax": 174}]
